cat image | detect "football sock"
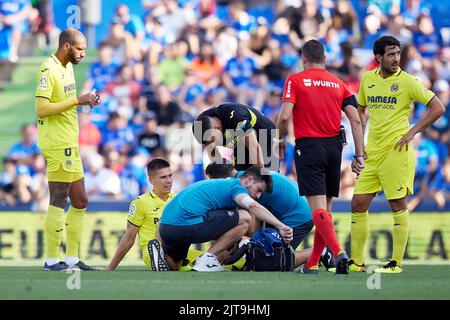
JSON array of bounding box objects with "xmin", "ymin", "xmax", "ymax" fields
[
  {"xmin": 65, "ymin": 205, "xmax": 86, "ymax": 259},
  {"xmin": 311, "ymin": 208, "xmax": 342, "ymax": 257},
  {"xmin": 305, "ymin": 228, "xmax": 326, "ymax": 269},
  {"xmin": 350, "ymin": 211, "xmax": 369, "ymax": 265},
  {"xmin": 392, "ymin": 209, "xmax": 409, "ymax": 267},
  {"xmin": 45, "ymin": 205, "xmax": 65, "ymax": 260}
]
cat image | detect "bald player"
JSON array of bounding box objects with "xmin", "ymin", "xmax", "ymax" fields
[{"xmin": 35, "ymin": 29, "xmax": 100, "ymax": 271}]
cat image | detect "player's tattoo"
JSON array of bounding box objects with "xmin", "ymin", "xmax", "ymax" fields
[{"xmin": 49, "ymin": 182, "xmax": 71, "ymax": 208}]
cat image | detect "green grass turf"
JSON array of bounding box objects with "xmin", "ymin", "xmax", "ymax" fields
[{"xmin": 1, "ymin": 265, "xmax": 449, "ymax": 300}]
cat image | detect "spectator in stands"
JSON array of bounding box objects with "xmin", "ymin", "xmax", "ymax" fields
[
  {"xmin": 198, "ymin": 0, "xmax": 217, "ymax": 19},
  {"xmin": 102, "ymin": 17, "xmax": 137, "ymax": 65},
  {"xmin": 78, "ymin": 111, "xmax": 101, "ymax": 154},
  {"xmin": 8, "ymin": 123, "xmax": 39, "ymax": 169},
  {"xmin": 214, "ymin": 25, "xmax": 238, "ymax": 66},
  {"xmin": 264, "ymin": 39, "xmax": 289, "ymax": 89},
  {"xmin": 384, "ymin": 15, "xmax": 412, "ymax": 46},
  {"xmin": 115, "ymin": 3, "xmax": 145, "ymax": 44},
  {"xmin": 29, "ymin": 0, "xmax": 57, "ymax": 49},
  {"xmin": 0, "ymin": 0, "xmax": 32, "ymax": 62},
  {"xmin": 104, "ymin": 63, "xmax": 142, "ymax": 116},
  {"xmin": 331, "ymin": 0, "xmax": 360, "ymax": 43},
  {"xmin": 84, "ymin": 153, "xmax": 122, "ymax": 200},
  {"xmin": 103, "ymin": 149, "xmax": 124, "ymax": 175},
  {"xmin": 402, "ymin": 0, "xmax": 429, "ymax": 30},
  {"xmin": 367, "ymin": 0, "xmax": 400, "ymax": 22},
  {"xmin": 226, "ymin": 0, "xmax": 257, "ymax": 40},
  {"xmin": 82, "ymin": 42, "xmax": 120, "ymax": 93},
  {"xmin": 156, "ymin": 0, "xmax": 196, "ymax": 44},
  {"xmin": 261, "ymin": 86, "xmax": 282, "ymax": 123},
  {"xmin": 156, "ymin": 42, "xmax": 189, "ymax": 89},
  {"xmin": 142, "ymin": 15, "xmax": 166, "ymax": 67},
  {"xmin": 430, "ymin": 158, "xmax": 450, "ymax": 209},
  {"xmin": 0, "ymin": 158, "xmax": 16, "ymax": 206},
  {"xmin": 248, "ymin": 17, "xmax": 272, "ymax": 68},
  {"xmin": 408, "ymin": 132, "xmax": 440, "ymax": 211},
  {"xmin": 321, "ymin": 26, "xmax": 344, "ymax": 69},
  {"xmin": 101, "ymin": 112, "xmax": 135, "ymax": 156},
  {"xmin": 223, "ymin": 40, "xmax": 257, "ymax": 99},
  {"xmin": 413, "ymin": 14, "xmax": 442, "ymax": 60},
  {"xmin": 147, "ymin": 84, "xmax": 182, "ymax": 129},
  {"xmin": 29, "ymin": 153, "xmax": 48, "ymax": 212},
  {"xmin": 175, "ymin": 71, "xmax": 206, "ymax": 119},
  {"xmin": 119, "ymin": 149, "xmax": 149, "ymax": 199},
  {"xmin": 425, "ymin": 80, "xmax": 450, "ymax": 165},
  {"xmin": 189, "ymin": 41, "xmax": 222, "ymax": 89},
  {"xmin": 138, "ymin": 112, "xmax": 162, "ymax": 156},
  {"xmin": 361, "ymin": 9, "xmax": 384, "ymax": 49}
]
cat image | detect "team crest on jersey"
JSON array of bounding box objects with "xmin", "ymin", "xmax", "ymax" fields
[
  {"xmin": 65, "ymin": 160, "xmax": 72, "ymax": 168},
  {"xmin": 129, "ymin": 204, "xmax": 136, "ymax": 217},
  {"xmin": 236, "ymin": 120, "xmax": 247, "ymax": 130},
  {"xmin": 391, "ymin": 84, "xmax": 399, "ymax": 92},
  {"xmin": 39, "ymin": 76, "xmax": 47, "ymax": 89}
]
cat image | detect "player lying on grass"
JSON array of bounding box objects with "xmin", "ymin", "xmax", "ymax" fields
[
  {"xmin": 205, "ymin": 162, "xmax": 335, "ymax": 270},
  {"xmin": 107, "ymin": 159, "xmax": 201, "ymax": 271},
  {"xmin": 155, "ymin": 166, "xmax": 293, "ymax": 272}
]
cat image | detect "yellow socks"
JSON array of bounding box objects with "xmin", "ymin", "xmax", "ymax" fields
[
  {"xmin": 392, "ymin": 209, "xmax": 409, "ymax": 266},
  {"xmin": 350, "ymin": 211, "xmax": 369, "ymax": 265},
  {"xmin": 65, "ymin": 206, "xmax": 86, "ymax": 258},
  {"xmin": 45, "ymin": 205, "xmax": 65, "ymax": 259}
]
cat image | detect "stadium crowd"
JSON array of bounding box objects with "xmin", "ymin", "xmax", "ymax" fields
[{"xmin": 1, "ymin": 0, "xmax": 450, "ymax": 212}]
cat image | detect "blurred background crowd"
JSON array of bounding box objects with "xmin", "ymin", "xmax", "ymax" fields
[{"xmin": 1, "ymin": 0, "xmax": 450, "ymax": 212}]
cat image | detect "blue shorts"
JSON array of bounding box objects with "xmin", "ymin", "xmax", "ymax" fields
[{"xmin": 159, "ymin": 209, "xmax": 240, "ymax": 262}]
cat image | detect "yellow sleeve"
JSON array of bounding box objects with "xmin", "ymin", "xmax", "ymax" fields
[
  {"xmin": 409, "ymin": 77, "xmax": 435, "ymax": 106},
  {"xmin": 127, "ymin": 200, "xmax": 145, "ymax": 227},
  {"xmin": 357, "ymin": 74, "xmax": 366, "ymax": 106},
  {"xmin": 35, "ymin": 66, "xmax": 54, "ymax": 100}
]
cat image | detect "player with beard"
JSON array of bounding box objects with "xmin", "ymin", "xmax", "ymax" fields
[{"xmin": 35, "ymin": 29, "xmax": 100, "ymax": 271}]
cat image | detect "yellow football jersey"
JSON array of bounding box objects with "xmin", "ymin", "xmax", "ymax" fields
[
  {"xmin": 358, "ymin": 67, "xmax": 435, "ymax": 154},
  {"xmin": 35, "ymin": 53, "xmax": 79, "ymax": 150},
  {"xmin": 127, "ymin": 191, "xmax": 175, "ymax": 252}
]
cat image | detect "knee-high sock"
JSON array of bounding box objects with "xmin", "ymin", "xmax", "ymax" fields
[
  {"xmin": 312, "ymin": 209, "xmax": 342, "ymax": 257},
  {"xmin": 65, "ymin": 206, "xmax": 86, "ymax": 258},
  {"xmin": 392, "ymin": 209, "xmax": 409, "ymax": 266},
  {"xmin": 350, "ymin": 211, "xmax": 369, "ymax": 265},
  {"xmin": 305, "ymin": 228, "xmax": 326, "ymax": 269},
  {"xmin": 45, "ymin": 205, "xmax": 65, "ymax": 259}
]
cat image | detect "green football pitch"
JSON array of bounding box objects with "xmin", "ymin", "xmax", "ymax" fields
[{"xmin": 1, "ymin": 265, "xmax": 449, "ymax": 300}]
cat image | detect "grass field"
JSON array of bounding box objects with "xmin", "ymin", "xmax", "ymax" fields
[{"xmin": 1, "ymin": 265, "xmax": 450, "ymax": 300}]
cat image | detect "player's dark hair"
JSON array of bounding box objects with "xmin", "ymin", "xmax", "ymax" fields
[
  {"xmin": 192, "ymin": 113, "xmax": 212, "ymax": 144},
  {"xmin": 373, "ymin": 36, "xmax": 401, "ymax": 57},
  {"xmin": 147, "ymin": 158, "xmax": 170, "ymax": 176},
  {"xmin": 241, "ymin": 166, "xmax": 273, "ymax": 193},
  {"xmin": 302, "ymin": 39, "xmax": 325, "ymax": 64},
  {"xmin": 205, "ymin": 161, "xmax": 235, "ymax": 179}
]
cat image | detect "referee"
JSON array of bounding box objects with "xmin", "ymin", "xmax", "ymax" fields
[
  {"xmin": 35, "ymin": 29, "xmax": 100, "ymax": 271},
  {"xmin": 275, "ymin": 39, "xmax": 365, "ymax": 274}
]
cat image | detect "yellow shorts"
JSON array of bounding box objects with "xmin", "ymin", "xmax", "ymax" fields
[
  {"xmin": 354, "ymin": 146, "xmax": 415, "ymax": 200},
  {"xmin": 42, "ymin": 147, "xmax": 84, "ymax": 183},
  {"xmin": 142, "ymin": 245, "xmax": 204, "ymax": 271}
]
